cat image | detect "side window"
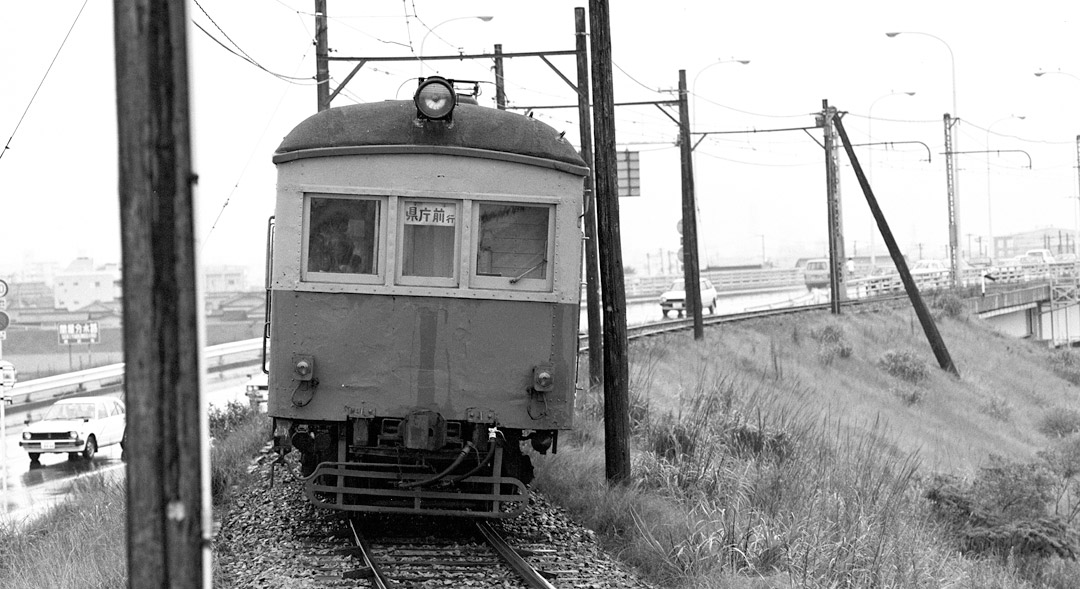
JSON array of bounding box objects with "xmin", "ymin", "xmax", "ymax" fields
[
  {"xmin": 112, "ymin": 401, "xmax": 125, "ymax": 416},
  {"xmin": 400, "ymin": 200, "xmax": 458, "ymax": 280},
  {"xmin": 475, "ymin": 203, "xmax": 550, "ymax": 280},
  {"xmin": 306, "ymin": 195, "xmax": 381, "ymax": 277}
]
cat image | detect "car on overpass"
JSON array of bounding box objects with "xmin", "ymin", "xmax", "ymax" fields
[
  {"xmin": 659, "ymin": 278, "xmax": 718, "ymax": 318},
  {"xmin": 19, "ymin": 395, "xmax": 126, "ymax": 465}
]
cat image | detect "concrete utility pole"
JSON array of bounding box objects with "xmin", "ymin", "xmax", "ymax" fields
[
  {"xmin": 678, "ymin": 70, "xmax": 704, "ymax": 339},
  {"xmin": 114, "ymin": 0, "xmax": 209, "ymax": 587},
  {"xmin": 589, "ymin": 0, "xmax": 631, "ymax": 485},
  {"xmin": 822, "ymin": 100, "xmax": 846, "ymax": 314},
  {"xmin": 573, "ymin": 8, "xmax": 603, "ymax": 388},
  {"xmin": 944, "ymin": 113, "xmax": 960, "ymax": 287}
]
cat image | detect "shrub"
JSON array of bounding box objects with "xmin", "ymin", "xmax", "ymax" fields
[
  {"xmin": 892, "ymin": 385, "xmax": 925, "ymax": 406},
  {"xmin": 925, "ymin": 457, "xmax": 1075, "ymax": 561},
  {"xmin": 1039, "ymin": 407, "xmax": 1080, "ymax": 438},
  {"xmin": 209, "ymin": 400, "xmax": 255, "ymax": 440},
  {"xmin": 931, "ymin": 292, "xmax": 966, "ymax": 319},
  {"xmin": 811, "ymin": 324, "xmax": 852, "ymax": 365},
  {"xmin": 879, "ymin": 349, "xmax": 929, "ymax": 384},
  {"xmin": 1049, "ymin": 351, "xmax": 1080, "ymax": 386},
  {"xmin": 980, "ymin": 396, "xmax": 1013, "ymax": 422}
]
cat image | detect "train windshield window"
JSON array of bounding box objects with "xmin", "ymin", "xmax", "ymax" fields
[
  {"xmin": 306, "ymin": 196, "xmax": 380, "ymax": 276},
  {"xmin": 400, "ymin": 200, "xmax": 457, "ymax": 279},
  {"xmin": 474, "ymin": 203, "xmax": 551, "ymax": 283}
]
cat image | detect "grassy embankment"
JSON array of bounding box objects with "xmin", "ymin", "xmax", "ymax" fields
[
  {"xmin": 8, "ymin": 295, "xmax": 1080, "ymax": 587},
  {"xmin": 536, "ymin": 294, "xmax": 1080, "ymax": 588}
]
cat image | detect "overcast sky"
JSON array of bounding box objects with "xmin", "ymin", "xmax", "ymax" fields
[{"xmin": 2, "ymin": 0, "xmax": 1079, "ymax": 282}]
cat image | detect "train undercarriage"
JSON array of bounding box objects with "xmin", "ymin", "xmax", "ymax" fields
[{"xmin": 274, "ymin": 411, "xmax": 556, "ymax": 518}]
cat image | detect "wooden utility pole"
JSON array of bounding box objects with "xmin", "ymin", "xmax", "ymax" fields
[
  {"xmin": 833, "ymin": 114, "xmax": 958, "ymax": 376},
  {"xmin": 822, "ymin": 100, "xmax": 847, "ymax": 313},
  {"xmin": 115, "ymin": 0, "xmax": 207, "ymax": 583},
  {"xmin": 588, "ymin": 0, "xmax": 630, "ymax": 484},
  {"xmin": 678, "ymin": 70, "xmax": 704, "ymax": 339},
  {"xmin": 574, "ymin": 8, "xmax": 603, "ymax": 388},
  {"xmin": 114, "ymin": 0, "xmax": 208, "ymax": 587},
  {"xmin": 315, "ymin": 0, "xmax": 330, "ymax": 112},
  {"xmin": 494, "ymin": 44, "xmax": 506, "ymax": 109}
]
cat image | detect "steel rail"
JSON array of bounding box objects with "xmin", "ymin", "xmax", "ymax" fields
[
  {"xmin": 475, "ymin": 521, "xmax": 557, "ymax": 589},
  {"xmin": 349, "ymin": 518, "xmax": 397, "ymax": 588}
]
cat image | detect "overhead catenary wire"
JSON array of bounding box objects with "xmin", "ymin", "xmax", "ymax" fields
[{"xmin": 1, "ymin": 0, "xmax": 89, "ymax": 164}]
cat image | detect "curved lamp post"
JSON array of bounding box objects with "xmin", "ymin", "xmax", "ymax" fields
[
  {"xmin": 985, "ymin": 114, "xmax": 1025, "ymax": 259},
  {"xmin": 418, "ymin": 16, "xmax": 494, "ymax": 75},
  {"xmin": 691, "ymin": 58, "xmax": 751, "ymax": 127},
  {"xmin": 887, "ymin": 31, "xmax": 963, "ymax": 278},
  {"xmin": 867, "ymin": 90, "xmax": 915, "ymax": 269},
  {"xmin": 1035, "ymin": 70, "xmax": 1080, "ymax": 256}
]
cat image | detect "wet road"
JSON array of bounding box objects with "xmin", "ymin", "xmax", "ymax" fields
[{"xmin": 0, "ymin": 371, "xmax": 258, "ymax": 527}]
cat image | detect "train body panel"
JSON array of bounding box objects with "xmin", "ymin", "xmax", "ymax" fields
[
  {"xmin": 265, "ymin": 86, "xmax": 586, "ymax": 517},
  {"xmin": 267, "ymin": 292, "xmax": 576, "ymax": 431}
]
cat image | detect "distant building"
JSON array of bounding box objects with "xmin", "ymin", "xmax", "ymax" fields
[
  {"xmin": 54, "ymin": 258, "xmax": 121, "ymax": 312},
  {"xmin": 6, "ymin": 281, "xmax": 54, "ymax": 309},
  {"xmin": 992, "ymin": 228, "xmax": 1076, "ymax": 261},
  {"xmin": 204, "ymin": 265, "xmax": 250, "ymax": 293}
]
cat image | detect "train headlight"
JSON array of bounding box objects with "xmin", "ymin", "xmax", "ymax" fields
[
  {"xmin": 532, "ymin": 364, "xmax": 555, "ymax": 393},
  {"xmin": 414, "ymin": 76, "xmax": 456, "ymax": 121}
]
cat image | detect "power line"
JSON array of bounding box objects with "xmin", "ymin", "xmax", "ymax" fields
[{"xmin": 1, "ymin": 0, "xmax": 89, "ymax": 164}]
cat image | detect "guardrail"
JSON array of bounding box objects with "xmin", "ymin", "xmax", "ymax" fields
[{"xmin": 4, "ymin": 338, "xmax": 262, "ymax": 409}]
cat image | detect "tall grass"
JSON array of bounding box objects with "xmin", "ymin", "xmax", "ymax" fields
[{"xmin": 534, "ymin": 308, "xmax": 1073, "ymax": 588}]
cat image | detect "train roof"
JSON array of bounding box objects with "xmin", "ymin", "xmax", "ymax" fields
[{"xmin": 273, "ymin": 100, "xmax": 588, "ymax": 176}]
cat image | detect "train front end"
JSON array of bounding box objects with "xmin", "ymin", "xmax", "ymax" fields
[{"xmin": 265, "ymin": 79, "xmax": 587, "ymax": 518}]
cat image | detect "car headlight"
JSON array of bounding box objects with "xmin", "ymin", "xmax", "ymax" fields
[
  {"xmin": 68, "ymin": 431, "xmax": 79, "ymax": 439},
  {"xmin": 660, "ymin": 296, "xmax": 667, "ymax": 303},
  {"xmin": 22, "ymin": 432, "xmax": 30, "ymax": 440}
]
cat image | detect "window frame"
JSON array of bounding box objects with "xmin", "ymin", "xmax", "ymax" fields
[
  {"xmin": 469, "ymin": 201, "xmax": 556, "ymax": 292},
  {"xmin": 394, "ymin": 197, "xmax": 462, "ymax": 288},
  {"xmin": 300, "ymin": 193, "xmax": 387, "ymax": 285}
]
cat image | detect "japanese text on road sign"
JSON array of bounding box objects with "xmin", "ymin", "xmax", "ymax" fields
[{"xmin": 58, "ymin": 321, "xmax": 100, "ymax": 345}]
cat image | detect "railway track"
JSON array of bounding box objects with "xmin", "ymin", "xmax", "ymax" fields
[
  {"xmin": 299, "ymin": 513, "xmax": 559, "ymax": 588},
  {"xmin": 579, "ymin": 292, "xmax": 911, "ymax": 351}
]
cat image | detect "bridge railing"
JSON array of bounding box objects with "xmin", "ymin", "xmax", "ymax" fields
[{"xmin": 4, "ymin": 338, "xmax": 262, "ymax": 409}]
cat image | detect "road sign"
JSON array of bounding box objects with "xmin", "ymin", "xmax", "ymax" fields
[
  {"xmin": 0, "ymin": 279, "xmax": 7, "ymax": 298},
  {"xmin": 58, "ymin": 321, "xmax": 100, "ymax": 345},
  {"xmin": 0, "ymin": 311, "xmax": 8, "ymax": 331},
  {"xmin": 677, "ymin": 220, "xmax": 682, "ymax": 235},
  {"xmin": 616, "ymin": 150, "xmax": 640, "ymax": 197}
]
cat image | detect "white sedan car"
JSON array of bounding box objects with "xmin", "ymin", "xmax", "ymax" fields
[
  {"xmin": 20, "ymin": 395, "xmax": 126, "ymax": 464},
  {"xmin": 659, "ymin": 278, "xmax": 718, "ymax": 318}
]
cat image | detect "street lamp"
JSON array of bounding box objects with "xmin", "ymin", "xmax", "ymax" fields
[
  {"xmin": 1034, "ymin": 71, "xmax": 1080, "ymax": 257},
  {"xmin": 985, "ymin": 114, "xmax": 1025, "ymax": 261},
  {"xmin": 867, "ymin": 90, "xmax": 916, "ymax": 270},
  {"xmin": 1035, "ymin": 70, "xmax": 1080, "ymax": 83},
  {"xmin": 418, "ymin": 16, "xmax": 494, "ymax": 75},
  {"xmin": 887, "ymin": 31, "xmax": 962, "ymax": 281},
  {"xmin": 691, "ymin": 58, "xmax": 751, "ymax": 130}
]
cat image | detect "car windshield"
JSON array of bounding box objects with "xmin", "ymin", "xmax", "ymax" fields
[
  {"xmin": 670, "ymin": 281, "xmax": 684, "ymax": 292},
  {"xmin": 43, "ymin": 402, "xmax": 96, "ymax": 421}
]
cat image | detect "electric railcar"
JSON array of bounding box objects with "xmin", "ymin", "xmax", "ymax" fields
[{"xmin": 264, "ymin": 77, "xmax": 587, "ymax": 518}]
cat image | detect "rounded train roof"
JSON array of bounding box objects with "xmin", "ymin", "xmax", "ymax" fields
[{"xmin": 273, "ymin": 100, "xmax": 587, "ymax": 175}]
